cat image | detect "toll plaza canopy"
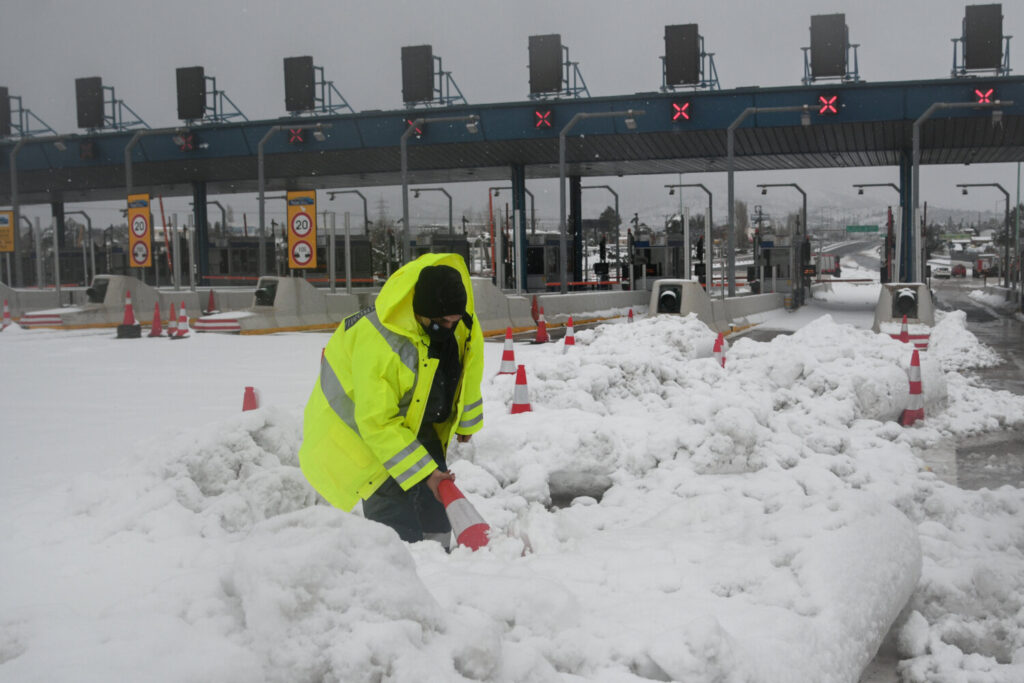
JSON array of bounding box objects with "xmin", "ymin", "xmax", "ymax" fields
[{"xmin": 1, "ymin": 76, "xmax": 1023, "ymax": 205}]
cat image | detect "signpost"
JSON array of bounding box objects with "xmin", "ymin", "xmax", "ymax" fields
[
  {"xmin": 127, "ymin": 194, "xmax": 152, "ymax": 268},
  {"xmin": 845, "ymin": 225, "xmax": 879, "ymax": 233},
  {"xmin": 287, "ymin": 190, "xmax": 317, "ymax": 270}
]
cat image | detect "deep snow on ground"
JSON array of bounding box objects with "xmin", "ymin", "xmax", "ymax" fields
[{"xmin": 1, "ymin": 293, "xmax": 1023, "ymax": 682}]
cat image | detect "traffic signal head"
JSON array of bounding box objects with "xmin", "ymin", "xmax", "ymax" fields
[
  {"xmin": 533, "ymin": 109, "xmax": 553, "ymax": 129},
  {"xmin": 818, "ymin": 94, "xmax": 839, "ymax": 115}
]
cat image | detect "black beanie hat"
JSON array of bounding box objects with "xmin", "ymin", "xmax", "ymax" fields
[{"xmin": 413, "ymin": 265, "xmax": 467, "ymax": 319}]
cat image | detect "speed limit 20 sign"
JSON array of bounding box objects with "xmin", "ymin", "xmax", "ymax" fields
[
  {"xmin": 126, "ymin": 193, "xmax": 152, "ymax": 267},
  {"xmin": 286, "ymin": 190, "xmax": 317, "ymax": 269}
]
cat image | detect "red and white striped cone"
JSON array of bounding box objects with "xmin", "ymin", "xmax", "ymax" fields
[
  {"xmin": 148, "ymin": 301, "xmax": 163, "ymax": 337},
  {"xmin": 122, "ymin": 290, "xmax": 137, "ymax": 326},
  {"xmin": 510, "ymin": 364, "xmax": 532, "ymax": 414},
  {"xmin": 898, "ymin": 315, "xmax": 910, "ymax": 344},
  {"xmin": 438, "ymin": 479, "xmax": 490, "ymax": 551},
  {"xmin": 242, "ymin": 386, "xmax": 259, "ymax": 411},
  {"xmin": 116, "ymin": 290, "xmax": 141, "ymax": 338},
  {"xmin": 1, "ymin": 299, "xmax": 11, "ymax": 330},
  {"xmin": 175, "ymin": 301, "xmax": 190, "ymax": 338},
  {"xmin": 498, "ymin": 327, "xmax": 517, "ymax": 374},
  {"xmin": 628, "ymin": 308, "xmax": 634, "ymax": 323},
  {"xmin": 167, "ymin": 302, "xmax": 179, "ymax": 338},
  {"xmin": 562, "ymin": 316, "xmax": 575, "ymax": 354},
  {"xmin": 533, "ymin": 307, "xmax": 550, "ymax": 343},
  {"xmin": 900, "ymin": 349, "xmax": 925, "ymax": 427},
  {"xmin": 713, "ymin": 333, "xmax": 726, "ymax": 368}
]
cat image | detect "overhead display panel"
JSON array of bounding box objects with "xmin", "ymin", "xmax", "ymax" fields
[
  {"xmin": 401, "ymin": 45, "xmax": 434, "ymax": 104},
  {"xmin": 0, "ymin": 86, "xmax": 10, "ymax": 137},
  {"xmin": 75, "ymin": 76, "xmax": 105, "ymax": 129},
  {"xmin": 529, "ymin": 34, "xmax": 562, "ymax": 94},
  {"xmin": 176, "ymin": 66, "xmax": 205, "ymax": 121},
  {"xmin": 665, "ymin": 24, "xmax": 700, "ymax": 85},
  {"xmin": 810, "ymin": 14, "xmax": 847, "ymax": 78},
  {"xmin": 964, "ymin": 4, "xmax": 1003, "ymax": 70},
  {"xmin": 283, "ymin": 56, "xmax": 315, "ymax": 112}
]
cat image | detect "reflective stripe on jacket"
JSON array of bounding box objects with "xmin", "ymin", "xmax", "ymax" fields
[{"xmin": 299, "ymin": 253, "xmax": 484, "ymax": 511}]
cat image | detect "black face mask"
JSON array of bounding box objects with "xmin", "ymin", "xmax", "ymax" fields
[{"xmin": 424, "ymin": 320, "xmax": 456, "ymax": 346}]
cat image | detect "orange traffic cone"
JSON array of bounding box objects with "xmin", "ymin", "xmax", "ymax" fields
[
  {"xmin": 901, "ymin": 350, "xmax": 925, "ymax": 426},
  {"xmin": 498, "ymin": 327, "xmax": 517, "ymax": 374},
  {"xmin": 562, "ymin": 316, "xmax": 575, "ymax": 354},
  {"xmin": 628, "ymin": 308, "xmax": 634, "ymax": 323},
  {"xmin": 148, "ymin": 301, "xmax": 163, "ymax": 337},
  {"xmin": 530, "ymin": 295, "xmax": 539, "ymax": 324},
  {"xmin": 439, "ymin": 479, "xmax": 490, "ymax": 550},
  {"xmin": 533, "ymin": 307, "xmax": 550, "ymax": 343},
  {"xmin": 176, "ymin": 301, "xmax": 189, "ymax": 338},
  {"xmin": 167, "ymin": 302, "xmax": 179, "ymax": 338},
  {"xmin": 898, "ymin": 315, "xmax": 910, "ymax": 344},
  {"xmin": 116, "ymin": 290, "xmax": 141, "ymax": 338},
  {"xmin": 713, "ymin": 333, "xmax": 726, "ymax": 367},
  {"xmin": 242, "ymin": 386, "xmax": 259, "ymax": 411},
  {"xmin": 511, "ymin": 364, "xmax": 532, "ymax": 414},
  {"xmin": 1, "ymin": 299, "xmax": 11, "ymax": 330},
  {"xmin": 205, "ymin": 289, "xmax": 217, "ymax": 315}
]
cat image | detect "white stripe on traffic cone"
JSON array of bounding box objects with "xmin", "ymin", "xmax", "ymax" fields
[
  {"xmin": 713, "ymin": 333, "xmax": 726, "ymax": 368},
  {"xmin": 498, "ymin": 327, "xmax": 516, "ymax": 374},
  {"xmin": 562, "ymin": 316, "xmax": 575, "ymax": 354},
  {"xmin": 510, "ymin": 364, "xmax": 532, "ymax": 414},
  {"xmin": 901, "ymin": 349, "xmax": 925, "ymax": 426},
  {"xmin": 176, "ymin": 301, "xmax": 189, "ymax": 338},
  {"xmin": 439, "ymin": 480, "xmax": 490, "ymax": 550},
  {"xmin": 167, "ymin": 302, "xmax": 179, "ymax": 338}
]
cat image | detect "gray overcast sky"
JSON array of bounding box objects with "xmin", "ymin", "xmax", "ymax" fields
[{"xmin": 2, "ymin": 0, "xmax": 1021, "ymax": 230}]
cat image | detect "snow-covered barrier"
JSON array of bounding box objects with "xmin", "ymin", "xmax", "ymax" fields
[
  {"xmin": 872, "ymin": 283, "xmax": 935, "ymax": 333},
  {"xmin": 17, "ymin": 275, "xmax": 161, "ymax": 330},
  {"xmin": 193, "ymin": 276, "xmax": 364, "ymax": 334}
]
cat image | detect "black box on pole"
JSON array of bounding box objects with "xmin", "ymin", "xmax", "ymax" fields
[
  {"xmin": 75, "ymin": 77, "xmax": 105, "ymax": 129},
  {"xmin": 528, "ymin": 34, "xmax": 562, "ymax": 94},
  {"xmin": 810, "ymin": 14, "xmax": 847, "ymax": 78},
  {"xmin": 665, "ymin": 24, "xmax": 700, "ymax": 85},
  {"xmin": 964, "ymin": 4, "xmax": 1003, "ymax": 70},
  {"xmin": 176, "ymin": 66, "xmax": 206, "ymax": 121},
  {"xmin": 401, "ymin": 45, "xmax": 434, "ymax": 104},
  {"xmin": 283, "ymin": 56, "xmax": 315, "ymax": 112}
]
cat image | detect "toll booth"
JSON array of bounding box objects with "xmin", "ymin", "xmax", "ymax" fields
[
  {"xmin": 631, "ymin": 232, "xmax": 685, "ymax": 288},
  {"xmin": 525, "ymin": 232, "xmax": 576, "ymax": 290},
  {"xmin": 752, "ymin": 232, "xmax": 799, "ymax": 299},
  {"xmin": 411, "ymin": 234, "xmax": 471, "ymax": 265},
  {"xmin": 310, "ymin": 235, "xmax": 374, "ymax": 286}
]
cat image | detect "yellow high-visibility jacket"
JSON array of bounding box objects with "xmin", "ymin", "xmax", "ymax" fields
[{"xmin": 299, "ymin": 253, "xmax": 484, "ymax": 510}]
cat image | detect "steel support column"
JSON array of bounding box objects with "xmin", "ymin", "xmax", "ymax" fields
[
  {"xmin": 192, "ymin": 182, "xmax": 209, "ymax": 283},
  {"xmin": 899, "ymin": 152, "xmax": 913, "ymax": 282},
  {"xmin": 570, "ymin": 175, "xmax": 582, "ymax": 287},
  {"xmin": 510, "ymin": 164, "xmax": 527, "ymax": 292}
]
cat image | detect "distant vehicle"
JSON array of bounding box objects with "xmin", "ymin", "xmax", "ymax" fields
[
  {"xmin": 951, "ymin": 263, "xmax": 967, "ymax": 278},
  {"xmin": 974, "ymin": 254, "xmax": 1000, "ymax": 278},
  {"xmin": 930, "ymin": 262, "xmax": 951, "ymax": 278},
  {"xmin": 816, "ymin": 253, "xmax": 841, "ymax": 277}
]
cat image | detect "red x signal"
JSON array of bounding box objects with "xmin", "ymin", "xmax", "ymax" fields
[
  {"xmin": 178, "ymin": 133, "xmax": 195, "ymax": 152},
  {"xmin": 534, "ymin": 110, "xmax": 552, "ymax": 128},
  {"xmin": 818, "ymin": 95, "xmax": 839, "ymax": 115},
  {"xmin": 672, "ymin": 102, "xmax": 691, "ymax": 121},
  {"xmin": 975, "ymin": 88, "xmax": 994, "ymax": 104},
  {"xmin": 405, "ymin": 119, "xmax": 423, "ymax": 136},
  {"xmin": 289, "ymin": 128, "xmax": 304, "ymax": 143}
]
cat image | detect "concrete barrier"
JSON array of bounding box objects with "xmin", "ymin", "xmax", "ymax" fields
[
  {"xmin": 18, "ymin": 275, "xmax": 163, "ymax": 329},
  {"xmin": 647, "ymin": 279, "xmax": 784, "ymax": 333},
  {"xmin": 871, "ymin": 283, "xmax": 935, "ymax": 333}
]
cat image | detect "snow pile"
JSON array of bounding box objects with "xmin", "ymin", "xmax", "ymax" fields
[{"xmin": 1, "ymin": 307, "xmax": 1021, "ymax": 682}]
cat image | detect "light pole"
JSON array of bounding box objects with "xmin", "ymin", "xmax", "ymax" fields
[
  {"xmin": 125, "ymin": 127, "xmax": 184, "ymax": 195},
  {"xmin": 957, "ymin": 183, "xmax": 1011, "ymax": 289},
  {"xmin": 9, "ymin": 134, "xmax": 71, "ymax": 286},
  {"xmin": 666, "ymin": 184, "xmax": 714, "ymax": 295},
  {"xmin": 854, "ymin": 183, "xmax": 901, "ymax": 281},
  {"xmin": 853, "ymin": 183, "xmax": 899, "ymax": 195},
  {"xmin": 401, "ymin": 115, "xmax": 480, "ymax": 264},
  {"xmin": 259, "ymin": 123, "xmax": 331, "ymax": 277},
  {"xmin": 490, "ymin": 186, "xmax": 536, "ymax": 234},
  {"xmin": 559, "ymin": 109, "xmax": 644, "ymax": 293},
  {"xmin": 728, "ymin": 105, "xmax": 811, "ymax": 296},
  {"xmin": 912, "ymin": 100, "xmax": 1010, "ymax": 282},
  {"xmin": 64, "ymin": 210, "xmax": 94, "ymax": 284},
  {"xmin": 758, "ymin": 183, "xmax": 807, "ymax": 305},
  {"xmin": 327, "ymin": 190, "xmax": 370, "ymax": 234},
  {"xmin": 412, "ymin": 187, "xmax": 453, "ymax": 236}
]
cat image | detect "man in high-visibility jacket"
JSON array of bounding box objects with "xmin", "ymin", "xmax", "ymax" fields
[{"xmin": 299, "ymin": 253, "xmax": 484, "ymax": 547}]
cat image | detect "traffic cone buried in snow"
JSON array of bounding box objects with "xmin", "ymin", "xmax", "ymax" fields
[
  {"xmin": 438, "ymin": 479, "xmax": 490, "ymax": 551},
  {"xmin": 148, "ymin": 301, "xmax": 163, "ymax": 337},
  {"xmin": 628, "ymin": 308, "xmax": 634, "ymax": 323},
  {"xmin": 498, "ymin": 327, "xmax": 517, "ymax": 374},
  {"xmin": 176, "ymin": 301, "xmax": 190, "ymax": 338},
  {"xmin": 242, "ymin": 386, "xmax": 259, "ymax": 412},
  {"xmin": 900, "ymin": 350, "xmax": 925, "ymax": 427},
  {"xmin": 713, "ymin": 333, "xmax": 726, "ymax": 367},
  {"xmin": 167, "ymin": 302, "xmax": 179, "ymax": 338},
  {"xmin": 562, "ymin": 316, "xmax": 575, "ymax": 354},
  {"xmin": 898, "ymin": 315, "xmax": 910, "ymax": 344},
  {"xmin": 510, "ymin": 364, "xmax": 532, "ymax": 414},
  {"xmin": 116, "ymin": 290, "xmax": 142, "ymax": 338},
  {"xmin": 1, "ymin": 299, "xmax": 11, "ymax": 330},
  {"xmin": 533, "ymin": 307, "xmax": 550, "ymax": 343}
]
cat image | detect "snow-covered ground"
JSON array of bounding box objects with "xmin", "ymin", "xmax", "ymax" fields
[{"xmin": 2, "ymin": 271, "xmax": 1023, "ymax": 681}]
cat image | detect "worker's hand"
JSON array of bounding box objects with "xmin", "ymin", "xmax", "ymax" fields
[
  {"xmin": 455, "ymin": 433, "xmax": 472, "ymax": 443},
  {"xmin": 425, "ymin": 468, "xmax": 455, "ymax": 502}
]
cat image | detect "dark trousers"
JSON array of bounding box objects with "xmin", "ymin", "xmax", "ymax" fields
[{"xmin": 363, "ymin": 437, "xmax": 451, "ymax": 545}]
